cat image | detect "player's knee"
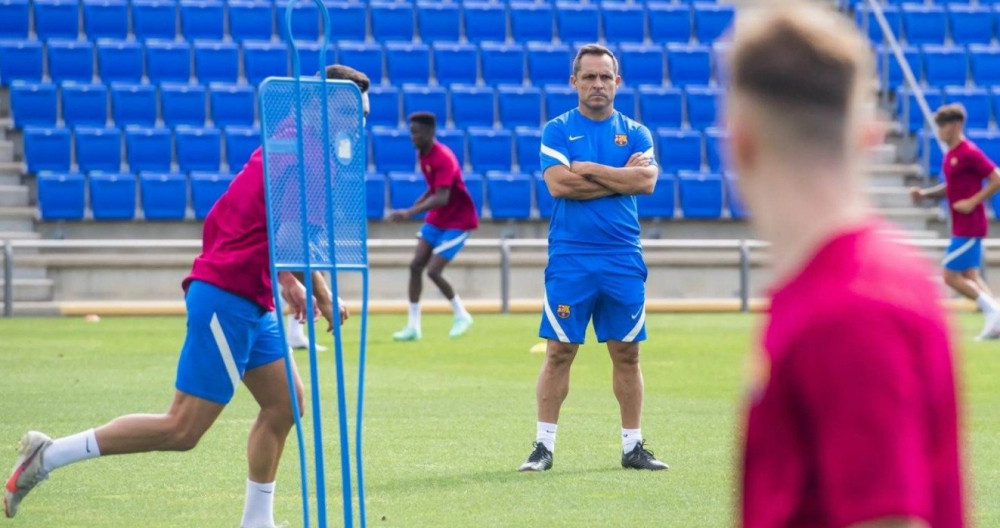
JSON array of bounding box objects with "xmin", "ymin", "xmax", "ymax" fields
[
  {"xmin": 943, "ymin": 269, "xmax": 961, "ymax": 285},
  {"xmin": 426, "ymin": 267, "xmax": 444, "ymax": 282},
  {"xmin": 409, "ymin": 260, "xmax": 426, "ymax": 274},
  {"xmin": 610, "ymin": 345, "xmax": 640, "ymax": 365},
  {"xmin": 547, "ymin": 344, "xmax": 577, "ymax": 366},
  {"xmin": 168, "ymin": 427, "xmax": 205, "ymax": 452}
]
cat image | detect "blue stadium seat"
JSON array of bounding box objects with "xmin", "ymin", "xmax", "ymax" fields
[
  {"xmin": 636, "ymin": 173, "xmax": 675, "ymax": 219},
  {"xmin": 111, "ymin": 83, "xmax": 157, "ymax": 127},
  {"xmin": 228, "ymin": 1, "xmax": 273, "ymax": 42},
  {"xmin": 433, "ymin": 43, "xmax": 477, "ymax": 86},
  {"xmin": 510, "ymin": 2, "xmax": 554, "ymax": 42},
  {"xmin": 368, "ymin": 85, "xmax": 400, "ymax": 128},
  {"xmin": 486, "ymin": 172, "xmax": 532, "ymax": 219},
  {"xmin": 898, "ymin": 86, "xmax": 943, "ymax": 132},
  {"xmin": 180, "ymin": 0, "xmax": 225, "ymax": 41},
  {"xmin": 37, "ymin": 172, "xmax": 85, "ymax": 220},
  {"xmin": 616, "ymin": 87, "xmax": 637, "ymax": 120},
  {"xmin": 276, "ymin": 0, "xmax": 319, "ymax": 41},
  {"xmin": 89, "ymin": 172, "xmax": 136, "ymax": 220},
  {"xmin": 648, "ymin": 2, "xmax": 691, "ymax": 43},
  {"xmin": 140, "ymin": 172, "xmax": 187, "ymax": 220},
  {"xmin": 451, "ymin": 86, "xmax": 494, "ymax": 128},
  {"xmin": 337, "ymin": 42, "xmax": 383, "ymax": 84},
  {"xmin": 602, "ymin": 4, "xmax": 645, "ymax": 44},
  {"xmin": 0, "ymin": 0, "xmax": 30, "ymax": 39},
  {"xmin": 34, "ymin": 0, "xmax": 80, "ymax": 40},
  {"xmin": 855, "ymin": 5, "xmax": 901, "ymax": 45},
  {"xmin": 711, "ymin": 42, "xmax": 731, "ymax": 86},
  {"xmin": 191, "ymin": 171, "xmax": 234, "ymax": 219},
  {"xmin": 132, "ymin": 0, "xmax": 177, "ymax": 40},
  {"xmin": 667, "ymin": 44, "xmax": 712, "ymax": 86},
  {"xmin": 175, "ymin": 126, "xmax": 221, "ymax": 173},
  {"xmin": 0, "ymin": 41, "xmax": 42, "ymax": 85},
  {"xmin": 902, "ymin": 5, "xmax": 947, "ymax": 45},
  {"xmin": 527, "ymin": 43, "xmax": 572, "ymax": 87},
  {"xmin": 223, "ymin": 126, "xmax": 259, "ymax": 171},
  {"xmin": 685, "ymin": 85, "xmax": 722, "ymax": 130},
  {"xmin": 619, "ymin": 43, "xmax": 665, "ymax": 87},
  {"xmin": 243, "ymin": 41, "xmax": 288, "ymax": 86},
  {"xmin": 693, "ymin": 3, "xmax": 734, "ymax": 43},
  {"xmin": 210, "ymin": 83, "xmax": 255, "ymax": 127},
  {"xmin": 917, "ymin": 131, "xmax": 944, "ymax": 176},
  {"xmin": 555, "ymin": 2, "xmax": 598, "ymax": 42},
  {"xmin": 498, "ymin": 86, "xmax": 542, "ymax": 128},
  {"xmin": 970, "ymin": 45, "xmax": 1000, "ymax": 86},
  {"xmin": 294, "ymin": 42, "xmax": 335, "ymax": 77},
  {"xmin": 437, "ymin": 128, "xmax": 466, "ymax": 168},
  {"xmin": 678, "ymin": 171, "xmax": 722, "ymax": 219},
  {"xmin": 968, "ymin": 129, "xmax": 1000, "ymax": 164},
  {"xmin": 922, "ymin": 45, "xmax": 967, "ymax": 86},
  {"xmin": 480, "ymin": 43, "xmax": 525, "ymax": 87},
  {"xmin": 23, "ymin": 126, "xmax": 71, "ymax": 173},
  {"xmin": 372, "ymin": 127, "xmax": 416, "ymax": 172},
  {"xmin": 945, "ymin": 86, "xmax": 991, "ymax": 130},
  {"xmin": 83, "ymin": 0, "xmax": 128, "ymax": 40},
  {"xmin": 535, "ymin": 172, "xmax": 553, "ymax": 218},
  {"xmin": 194, "ymin": 41, "xmax": 239, "ymax": 84},
  {"xmin": 326, "ymin": 1, "xmax": 366, "ymax": 41},
  {"xmin": 417, "ymin": 1, "xmax": 459, "ymax": 41},
  {"xmin": 387, "ymin": 171, "xmax": 427, "ymax": 219},
  {"xmin": 875, "ymin": 45, "xmax": 921, "ymax": 89},
  {"xmin": 948, "ymin": 5, "xmax": 994, "ymax": 46},
  {"xmin": 370, "ymin": 1, "xmax": 414, "ymax": 42},
  {"xmin": 463, "ymin": 1, "xmax": 506, "ymax": 44},
  {"xmin": 386, "ymin": 42, "xmax": 430, "ymax": 85},
  {"xmin": 125, "ymin": 126, "xmax": 172, "ymax": 172},
  {"xmin": 402, "ymin": 86, "xmax": 447, "ymax": 126},
  {"xmin": 62, "ymin": 83, "xmax": 107, "ymax": 127},
  {"xmin": 657, "ymin": 129, "xmax": 702, "ymax": 173},
  {"xmin": 463, "ymin": 172, "xmax": 484, "ymax": 218},
  {"xmin": 365, "ymin": 173, "xmax": 386, "ymax": 220},
  {"xmin": 146, "ymin": 41, "xmax": 192, "ymax": 84},
  {"xmin": 515, "ymin": 127, "xmax": 541, "ymax": 174},
  {"xmin": 543, "ymin": 85, "xmax": 577, "ymax": 121},
  {"xmin": 47, "ymin": 40, "xmax": 94, "ymax": 84},
  {"xmin": 161, "ymin": 83, "xmax": 206, "ymax": 127},
  {"xmin": 704, "ymin": 127, "xmax": 726, "ymax": 173},
  {"xmin": 75, "ymin": 126, "xmax": 121, "ymax": 173},
  {"xmin": 724, "ymin": 172, "xmax": 747, "ymax": 219},
  {"xmin": 97, "ymin": 40, "xmax": 143, "ymax": 83},
  {"xmin": 11, "ymin": 82, "xmax": 57, "ymax": 127},
  {"xmin": 638, "ymin": 86, "xmax": 683, "ymax": 129},
  {"xmin": 469, "ymin": 127, "xmax": 513, "ymax": 173}
]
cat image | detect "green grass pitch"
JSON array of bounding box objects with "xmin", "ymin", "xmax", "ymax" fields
[{"xmin": 1, "ymin": 313, "xmax": 998, "ymax": 527}]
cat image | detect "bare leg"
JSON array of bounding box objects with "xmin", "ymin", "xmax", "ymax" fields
[
  {"xmin": 607, "ymin": 340, "xmax": 643, "ymax": 430},
  {"xmin": 944, "ymin": 269, "xmax": 983, "ymax": 301},
  {"xmin": 94, "ymin": 391, "xmax": 225, "ymax": 455},
  {"xmin": 536, "ymin": 341, "xmax": 579, "ymax": 423},
  {"xmin": 426, "ymin": 254, "xmax": 456, "ymax": 300},
  {"xmin": 964, "ymin": 269, "xmax": 993, "ymax": 298},
  {"xmin": 243, "ymin": 358, "xmax": 304, "ymax": 483},
  {"xmin": 408, "ymin": 239, "xmax": 434, "ymax": 304}
]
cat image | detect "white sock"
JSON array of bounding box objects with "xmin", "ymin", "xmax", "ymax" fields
[
  {"xmin": 42, "ymin": 429, "xmax": 100, "ymax": 472},
  {"xmin": 408, "ymin": 302, "xmax": 421, "ymax": 331},
  {"xmin": 622, "ymin": 428, "xmax": 642, "ymax": 453},
  {"xmin": 286, "ymin": 314, "xmax": 306, "ymax": 338},
  {"xmin": 977, "ymin": 292, "xmax": 999, "ymax": 315},
  {"xmin": 240, "ymin": 479, "xmax": 276, "ymax": 528},
  {"xmin": 536, "ymin": 422, "xmax": 557, "ymax": 453},
  {"xmin": 450, "ymin": 294, "xmax": 470, "ymax": 318}
]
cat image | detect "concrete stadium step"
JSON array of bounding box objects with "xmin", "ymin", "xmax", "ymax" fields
[
  {"xmin": 0, "ymin": 142, "xmax": 13, "ymax": 163},
  {"xmin": 0, "ymin": 230, "xmax": 40, "ymax": 240},
  {"xmin": 0, "ymin": 206, "xmax": 35, "ymax": 231},
  {"xmin": 867, "ymin": 163, "xmax": 922, "ymax": 187},
  {"xmin": 0, "ymin": 184, "xmax": 28, "ymax": 207},
  {"xmin": 0, "ymin": 161, "xmax": 21, "ymax": 176},
  {"xmin": 0, "ymin": 277, "xmax": 54, "ymax": 303},
  {"xmin": 880, "ymin": 206, "xmax": 941, "ymax": 230},
  {"xmin": 867, "ymin": 186, "xmax": 915, "ymax": 209}
]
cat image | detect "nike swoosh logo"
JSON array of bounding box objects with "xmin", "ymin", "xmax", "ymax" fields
[
  {"xmin": 569, "ymin": 135, "xmax": 584, "ymax": 141},
  {"xmin": 85, "ymin": 437, "xmax": 91, "ymax": 454},
  {"xmin": 631, "ymin": 310, "xmax": 642, "ymax": 319},
  {"xmin": 261, "ymin": 490, "xmax": 273, "ymax": 494}
]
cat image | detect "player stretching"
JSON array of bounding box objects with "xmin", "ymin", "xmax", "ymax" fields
[
  {"xmin": 3, "ymin": 65, "xmax": 368, "ymax": 528},
  {"xmin": 911, "ymin": 103, "xmax": 1000, "ymax": 340},
  {"xmin": 729, "ymin": 4, "xmax": 966, "ymax": 528},
  {"xmin": 389, "ymin": 112, "xmax": 478, "ymax": 341},
  {"xmin": 519, "ymin": 44, "xmax": 666, "ymax": 472}
]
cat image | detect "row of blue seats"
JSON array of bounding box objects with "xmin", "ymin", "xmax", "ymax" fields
[
  {"xmin": 922, "ymin": 128, "xmax": 1000, "ymax": 175},
  {"xmin": 0, "ymin": 39, "xmax": 723, "ymax": 88},
  {"xmin": 0, "ymin": 0, "xmax": 733, "ymax": 45},
  {"xmin": 35, "ymin": 169, "xmax": 746, "ymax": 222},
  {"xmin": 856, "ymin": 4, "xmax": 1000, "ymax": 45},
  {"xmin": 874, "ymin": 43, "xmax": 1000, "ymax": 88},
  {"xmin": 11, "ymin": 80, "xmax": 725, "ymax": 130},
  {"xmin": 898, "ymin": 85, "xmax": 1000, "ymax": 131}
]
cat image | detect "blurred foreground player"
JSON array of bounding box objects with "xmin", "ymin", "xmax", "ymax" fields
[{"xmin": 728, "ymin": 4, "xmax": 965, "ymax": 528}]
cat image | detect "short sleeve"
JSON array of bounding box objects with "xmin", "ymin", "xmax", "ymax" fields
[
  {"xmin": 967, "ymin": 148, "xmax": 997, "ymax": 180},
  {"xmin": 789, "ymin": 309, "xmax": 931, "ymax": 528},
  {"xmin": 540, "ymin": 120, "xmax": 570, "ymax": 172},
  {"xmin": 631, "ymin": 124, "xmax": 657, "ymax": 167},
  {"xmin": 427, "ymin": 149, "xmax": 459, "ymax": 191}
]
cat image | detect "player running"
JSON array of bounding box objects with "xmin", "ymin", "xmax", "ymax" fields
[
  {"xmin": 728, "ymin": 4, "xmax": 966, "ymax": 528},
  {"xmin": 3, "ymin": 65, "xmax": 368, "ymax": 528},
  {"xmin": 518, "ymin": 44, "xmax": 666, "ymax": 472},
  {"xmin": 911, "ymin": 103, "xmax": 1000, "ymax": 340},
  {"xmin": 389, "ymin": 112, "xmax": 478, "ymax": 341}
]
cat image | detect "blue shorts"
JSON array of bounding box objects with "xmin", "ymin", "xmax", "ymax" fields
[
  {"xmin": 175, "ymin": 281, "xmax": 287, "ymax": 405},
  {"xmin": 418, "ymin": 224, "xmax": 470, "ymax": 260},
  {"xmin": 539, "ymin": 253, "xmax": 647, "ymax": 345},
  {"xmin": 943, "ymin": 237, "xmax": 983, "ymax": 272}
]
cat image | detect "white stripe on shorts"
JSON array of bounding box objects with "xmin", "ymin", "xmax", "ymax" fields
[
  {"xmin": 209, "ymin": 313, "xmax": 241, "ymax": 392},
  {"xmin": 432, "ymin": 231, "xmax": 470, "ymax": 255},
  {"xmin": 542, "ymin": 295, "xmax": 571, "ymax": 343},
  {"xmin": 622, "ymin": 308, "xmax": 646, "ymax": 343},
  {"xmin": 943, "ymin": 238, "xmax": 978, "ymax": 267}
]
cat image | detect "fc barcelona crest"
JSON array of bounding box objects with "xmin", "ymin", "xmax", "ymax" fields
[
  {"xmin": 614, "ymin": 134, "xmax": 628, "ymax": 146},
  {"xmin": 557, "ymin": 304, "xmax": 571, "ymax": 319},
  {"xmin": 951, "ymin": 158, "xmax": 958, "ymax": 167}
]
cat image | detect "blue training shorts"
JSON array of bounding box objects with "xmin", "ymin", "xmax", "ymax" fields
[
  {"xmin": 943, "ymin": 237, "xmax": 983, "ymax": 272},
  {"xmin": 418, "ymin": 223, "xmax": 470, "ymax": 261},
  {"xmin": 175, "ymin": 281, "xmax": 287, "ymax": 405},
  {"xmin": 539, "ymin": 253, "xmax": 648, "ymax": 345}
]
